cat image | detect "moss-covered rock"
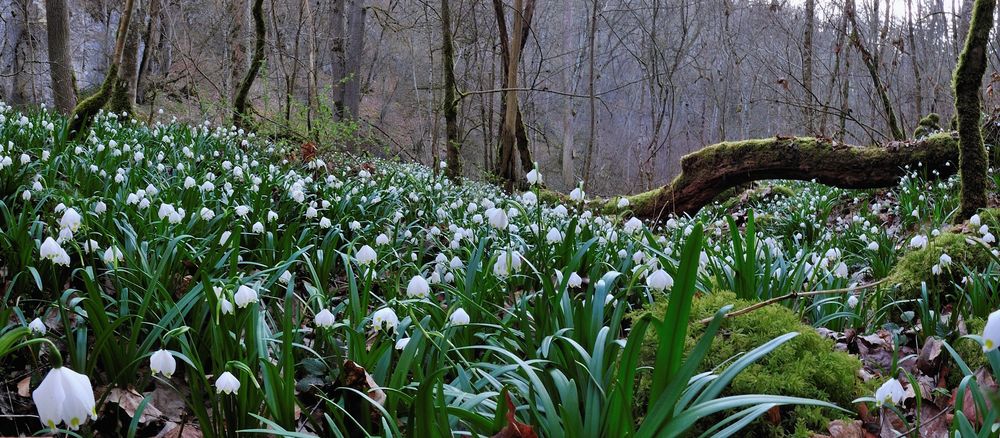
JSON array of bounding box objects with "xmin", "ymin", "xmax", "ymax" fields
[
  {"xmin": 888, "ymin": 232, "xmax": 994, "ymax": 300},
  {"xmin": 633, "ymin": 291, "xmax": 863, "ymax": 435}
]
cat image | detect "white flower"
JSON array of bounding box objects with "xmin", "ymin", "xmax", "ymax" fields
[
  {"xmin": 522, "ymin": 191, "xmax": 537, "ymax": 205},
  {"xmin": 568, "ymin": 272, "xmax": 583, "ymax": 288},
  {"xmin": 40, "ymin": 237, "xmax": 63, "ymax": 261},
  {"xmin": 909, "ymin": 235, "xmax": 928, "ymax": 249},
  {"xmin": 319, "ymin": 217, "xmax": 332, "ymax": 228},
  {"xmin": 546, "ymin": 228, "xmax": 563, "ymax": 244},
  {"xmin": 376, "ymin": 233, "xmax": 390, "ymax": 245},
  {"xmin": 569, "ymin": 187, "xmax": 585, "ymax": 202},
  {"xmin": 279, "ymin": 270, "xmax": 292, "ymax": 284},
  {"xmin": 22, "ymin": 190, "xmax": 31, "ymax": 201},
  {"xmin": 407, "ymin": 275, "xmax": 430, "ymax": 299},
  {"xmin": 103, "ymin": 246, "xmax": 124, "ymax": 264},
  {"xmin": 215, "ymin": 371, "xmax": 241, "ymax": 395},
  {"xmin": 983, "ymin": 309, "xmax": 1000, "ymax": 352},
  {"xmin": 220, "ymin": 297, "xmax": 235, "ymax": 315},
  {"xmin": 234, "ymin": 205, "xmax": 250, "ymax": 217},
  {"xmin": 32, "ymin": 367, "xmax": 97, "ymax": 430},
  {"xmin": 59, "ymin": 208, "xmax": 82, "ymax": 232},
  {"xmin": 372, "ymin": 307, "xmax": 400, "ymax": 331},
  {"xmin": 395, "ymin": 337, "xmax": 411, "ymax": 350},
  {"xmin": 252, "ymin": 222, "xmax": 264, "ymax": 233},
  {"xmin": 150, "ymin": 349, "xmax": 177, "ymax": 378},
  {"xmin": 939, "ymin": 253, "xmax": 952, "ymax": 267},
  {"xmin": 267, "ymin": 210, "xmax": 278, "ymax": 222},
  {"xmin": 833, "ymin": 262, "xmax": 849, "ymax": 279},
  {"xmin": 234, "ymin": 285, "xmax": 258, "ymax": 308},
  {"xmin": 624, "ymin": 217, "xmax": 643, "ymax": 234},
  {"xmin": 493, "ymin": 250, "xmax": 522, "ymax": 277},
  {"xmin": 220, "ymin": 231, "xmax": 232, "ymax": 245},
  {"xmin": 617, "ymin": 197, "xmax": 630, "ymax": 208},
  {"xmin": 29, "ymin": 318, "xmax": 46, "ymax": 335},
  {"xmin": 487, "ymin": 208, "xmax": 509, "ymax": 230},
  {"xmin": 874, "ymin": 378, "xmax": 905, "ymax": 407},
  {"xmin": 971, "ymin": 214, "xmax": 982, "ymax": 227},
  {"xmin": 357, "ymin": 245, "xmax": 377, "ymax": 265},
  {"xmin": 200, "ymin": 207, "xmax": 215, "ymax": 221},
  {"xmin": 315, "ymin": 308, "xmax": 336, "ymax": 328},
  {"xmin": 646, "ymin": 269, "xmax": 673, "ymax": 291},
  {"xmin": 846, "ymin": 295, "xmax": 859, "ymax": 309},
  {"xmin": 526, "ymin": 168, "xmax": 542, "ymax": 185},
  {"xmin": 867, "ymin": 241, "xmax": 879, "ymax": 251},
  {"xmin": 450, "ymin": 308, "xmax": 471, "ymax": 325}
]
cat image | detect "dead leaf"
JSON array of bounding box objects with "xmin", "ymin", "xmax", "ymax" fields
[
  {"xmin": 492, "ymin": 392, "xmax": 537, "ymax": 438},
  {"xmin": 106, "ymin": 387, "xmax": 165, "ymax": 424},
  {"xmin": 158, "ymin": 422, "xmax": 203, "ymax": 438},
  {"xmin": 828, "ymin": 419, "xmax": 864, "ymax": 438},
  {"xmin": 916, "ymin": 337, "xmax": 944, "ymax": 374},
  {"xmin": 16, "ymin": 377, "xmax": 30, "ymax": 397}
]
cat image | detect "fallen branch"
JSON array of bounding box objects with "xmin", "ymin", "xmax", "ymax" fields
[
  {"xmin": 609, "ymin": 132, "xmax": 959, "ymax": 221},
  {"xmin": 696, "ymin": 278, "xmax": 888, "ymax": 325}
]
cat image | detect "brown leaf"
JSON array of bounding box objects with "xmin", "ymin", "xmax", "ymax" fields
[
  {"xmin": 16, "ymin": 376, "xmax": 30, "ymax": 397},
  {"xmin": 917, "ymin": 404, "xmax": 949, "ymax": 438},
  {"xmin": 916, "ymin": 337, "xmax": 944, "ymax": 375},
  {"xmin": 158, "ymin": 422, "xmax": 203, "ymax": 438},
  {"xmin": 828, "ymin": 419, "xmax": 864, "ymax": 438},
  {"xmin": 492, "ymin": 392, "xmax": 537, "ymax": 438},
  {"xmin": 106, "ymin": 387, "xmax": 165, "ymax": 424}
]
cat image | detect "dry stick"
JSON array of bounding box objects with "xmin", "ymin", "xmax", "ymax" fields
[{"xmin": 697, "ymin": 278, "xmax": 889, "ymax": 325}]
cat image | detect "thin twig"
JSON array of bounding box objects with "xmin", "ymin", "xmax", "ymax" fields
[{"xmin": 697, "ymin": 278, "xmax": 888, "ymax": 325}]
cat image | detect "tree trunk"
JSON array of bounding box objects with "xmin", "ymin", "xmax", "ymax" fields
[
  {"xmin": 229, "ymin": 0, "xmax": 248, "ymax": 106},
  {"xmin": 44, "ymin": 0, "xmax": 76, "ymax": 114},
  {"xmin": 803, "ymin": 0, "xmax": 815, "ymax": 134},
  {"xmin": 68, "ymin": 0, "xmax": 135, "ymax": 139},
  {"xmin": 953, "ymin": 0, "xmax": 995, "ymax": 219},
  {"xmin": 342, "ymin": 0, "xmax": 365, "ymax": 118},
  {"xmin": 441, "ymin": 0, "xmax": 460, "ymax": 180},
  {"xmin": 331, "ymin": 0, "xmax": 347, "ymax": 120},
  {"xmin": 233, "ymin": 0, "xmax": 265, "ymax": 130},
  {"xmin": 110, "ymin": 0, "xmax": 144, "ymax": 116},
  {"xmin": 847, "ymin": 1, "xmax": 905, "ymax": 141},
  {"xmin": 582, "ymin": 0, "xmax": 599, "ymax": 187},
  {"xmin": 618, "ymin": 133, "xmax": 960, "ymax": 220}
]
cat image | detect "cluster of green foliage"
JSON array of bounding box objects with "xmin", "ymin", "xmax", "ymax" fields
[
  {"xmin": 634, "ymin": 291, "xmax": 864, "ymax": 435},
  {"xmin": 889, "ymin": 232, "xmax": 993, "ymax": 300}
]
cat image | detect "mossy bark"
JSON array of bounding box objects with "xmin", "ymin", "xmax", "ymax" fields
[
  {"xmin": 67, "ymin": 0, "xmax": 134, "ymax": 139},
  {"xmin": 109, "ymin": 1, "xmax": 143, "ymax": 116},
  {"xmin": 441, "ymin": 0, "xmax": 461, "ymax": 181},
  {"xmin": 233, "ymin": 0, "xmax": 265, "ymax": 130},
  {"xmin": 614, "ymin": 133, "xmax": 960, "ymax": 219},
  {"xmin": 952, "ymin": 0, "xmax": 995, "ymax": 220}
]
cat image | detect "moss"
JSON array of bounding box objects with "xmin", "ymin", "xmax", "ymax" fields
[
  {"xmin": 949, "ymin": 317, "xmax": 989, "ymax": 387},
  {"xmin": 914, "ymin": 113, "xmax": 942, "ymax": 139},
  {"xmin": 888, "ymin": 232, "xmax": 993, "ymax": 300},
  {"xmin": 633, "ymin": 291, "xmax": 863, "ymax": 436}
]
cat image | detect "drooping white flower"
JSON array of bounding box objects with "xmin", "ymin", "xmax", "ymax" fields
[
  {"xmin": 846, "ymin": 295, "xmax": 859, "ymax": 309},
  {"xmin": 569, "ymin": 187, "xmax": 585, "ymax": 202},
  {"xmin": 59, "ymin": 208, "xmax": 82, "ymax": 232},
  {"xmin": 234, "ymin": 285, "xmax": 258, "ymax": 308},
  {"xmin": 624, "ymin": 217, "xmax": 643, "ymax": 234},
  {"xmin": 983, "ymin": 309, "xmax": 1000, "ymax": 352},
  {"xmin": 526, "ymin": 168, "xmax": 542, "ymax": 185},
  {"xmin": 833, "ymin": 262, "xmax": 849, "ymax": 279},
  {"xmin": 40, "ymin": 237, "xmax": 63, "ymax": 261},
  {"xmin": 646, "ymin": 269, "xmax": 673, "ymax": 291},
  {"xmin": 278, "ymin": 270, "xmax": 292, "ymax": 284},
  {"xmin": 315, "ymin": 308, "xmax": 336, "ymax": 328},
  {"xmin": 372, "ymin": 307, "xmax": 400, "ymax": 331},
  {"xmin": 617, "ymin": 197, "xmax": 630, "ymax": 208},
  {"xmin": 200, "ymin": 207, "xmax": 215, "ymax": 221},
  {"xmin": 29, "ymin": 318, "xmax": 46, "ymax": 335},
  {"xmin": 449, "ymin": 308, "xmax": 471, "ymax": 325},
  {"xmin": 874, "ymin": 378, "xmax": 905, "ymax": 407},
  {"xmin": 103, "ymin": 246, "xmax": 124, "ymax": 264},
  {"xmin": 407, "ymin": 275, "xmax": 430, "ymax": 299},
  {"xmin": 939, "ymin": 253, "xmax": 952, "ymax": 267},
  {"xmin": 487, "ymin": 208, "xmax": 509, "ymax": 230},
  {"xmin": 395, "ymin": 337, "xmax": 411, "ymax": 350},
  {"xmin": 568, "ymin": 272, "xmax": 584, "ymax": 288},
  {"xmin": 219, "ymin": 231, "xmax": 232, "ymax": 245},
  {"xmin": 251, "ymin": 222, "xmax": 264, "ymax": 233},
  {"xmin": 150, "ymin": 349, "xmax": 177, "ymax": 378},
  {"xmin": 32, "ymin": 367, "xmax": 97, "ymax": 430},
  {"xmin": 546, "ymin": 228, "xmax": 563, "ymax": 244},
  {"xmin": 357, "ymin": 245, "xmax": 377, "ymax": 265},
  {"xmin": 376, "ymin": 233, "xmax": 390, "ymax": 245},
  {"xmin": 867, "ymin": 241, "xmax": 879, "ymax": 251},
  {"xmin": 971, "ymin": 214, "xmax": 982, "ymax": 227},
  {"xmin": 234, "ymin": 205, "xmax": 250, "ymax": 217},
  {"xmin": 319, "ymin": 217, "xmax": 332, "ymax": 228},
  {"xmin": 909, "ymin": 235, "xmax": 928, "ymax": 249},
  {"xmin": 215, "ymin": 371, "xmax": 241, "ymax": 395}
]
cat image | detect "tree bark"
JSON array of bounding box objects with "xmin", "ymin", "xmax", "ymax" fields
[
  {"xmin": 847, "ymin": 1, "xmax": 905, "ymax": 141},
  {"xmin": 492, "ymin": 0, "xmax": 535, "ymax": 189},
  {"xmin": 331, "ymin": 0, "xmax": 347, "ymax": 120},
  {"xmin": 229, "ymin": 0, "xmax": 248, "ymax": 107},
  {"xmin": 342, "ymin": 0, "xmax": 365, "ymax": 118},
  {"xmin": 953, "ymin": 0, "xmax": 995, "ymax": 219},
  {"xmin": 803, "ymin": 0, "xmax": 815, "ymax": 134},
  {"xmin": 110, "ymin": 0, "xmax": 144, "ymax": 115},
  {"xmin": 233, "ymin": 0, "xmax": 265, "ymax": 130},
  {"xmin": 441, "ymin": 0, "xmax": 460, "ymax": 180},
  {"xmin": 44, "ymin": 0, "xmax": 76, "ymax": 114},
  {"xmin": 582, "ymin": 0, "xmax": 599, "ymax": 187},
  {"xmin": 618, "ymin": 133, "xmax": 960, "ymax": 220},
  {"xmin": 68, "ymin": 0, "xmax": 135, "ymax": 139}
]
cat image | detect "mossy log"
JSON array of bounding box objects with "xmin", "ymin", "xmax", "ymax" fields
[{"xmin": 616, "ymin": 132, "xmax": 960, "ymax": 220}]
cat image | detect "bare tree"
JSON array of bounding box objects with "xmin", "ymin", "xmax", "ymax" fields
[
  {"xmin": 44, "ymin": 0, "xmax": 76, "ymax": 114},
  {"xmin": 953, "ymin": 0, "xmax": 995, "ymax": 218},
  {"xmin": 233, "ymin": 0, "xmax": 265, "ymax": 129},
  {"xmin": 441, "ymin": 0, "xmax": 460, "ymax": 180}
]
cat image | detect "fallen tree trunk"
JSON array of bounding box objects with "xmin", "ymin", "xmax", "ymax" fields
[{"xmin": 615, "ymin": 132, "xmax": 960, "ymax": 220}]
